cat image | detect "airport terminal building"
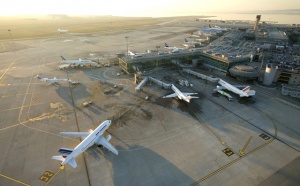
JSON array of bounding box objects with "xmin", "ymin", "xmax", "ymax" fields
[{"xmin": 119, "ymin": 51, "xmax": 250, "ymax": 74}]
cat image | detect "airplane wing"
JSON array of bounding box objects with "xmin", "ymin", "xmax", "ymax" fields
[
  {"xmin": 95, "ymin": 136, "xmax": 118, "ymax": 155},
  {"xmin": 163, "ymin": 93, "xmax": 178, "ymax": 98},
  {"xmin": 183, "ymin": 93, "xmax": 198, "ymax": 96},
  {"xmin": 59, "ymin": 132, "xmax": 90, "ymax": 139}
]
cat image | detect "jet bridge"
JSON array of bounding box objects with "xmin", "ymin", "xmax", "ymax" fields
[
  {"xmin": 135, "ymin": 76, "xmax": 171, "ymax": 92},
  {"xmin": 135, "ymin": 77, "xmax": 149, "ymax": 92},
  {"xmin": 183, "ymin": 69, "xmax": 219, "ymax": 83},
  {"xmin": 148, "ymin": 77, "xmax": 171, "ymax": 89}
]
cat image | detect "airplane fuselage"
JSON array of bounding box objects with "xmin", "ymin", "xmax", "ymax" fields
[
  {"xmin": 62, "ymin": 121, "xmax": 110, "ymax": 165},
  {"xmin": 62, "ymin": 60, "xmax": 93, "ymax": 65},
  {"xmin": 41, "ymin": 78, "xmax": 69, "ymax": 83},
  {"xmin": 184, "ymin": 40, "xmax": 201, "ymax": 45},
  {"xmin": 171, "ymin": 84, "xmax": 190, "ymax": 102},
  {"xmin": 218, "ymin": 79, "xmax": 248, "ymax": 97}
]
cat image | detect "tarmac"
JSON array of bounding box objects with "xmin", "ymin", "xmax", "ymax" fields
[{"xmin": 0, "ymin": 17, "xmax": 299, "ymax": 186}]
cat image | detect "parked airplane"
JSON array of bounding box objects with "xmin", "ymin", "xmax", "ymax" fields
[
  {"xmin": 52, "ymin": 120, "xmax": 118, "ymax": 168},
  {"xmin": 164, "ymin": 43, "xmax": 185, "ymax": 53},
  {"xmin": 214, "ymin": 79, "xmax": 256, "ymax": 98},
  {"xmin": 58, "ymin": 28, "xmax": 68, "ymax": 33},
  {"xmin": 61, "ymin": 56, "xmax": 94, "ymax": 67},
  {"xmin": 198, "ymin": 31, "xmax": 213, "ymax": 37},
  {"xmin": 35, "ymin": 75, "xmax": 69, "ymax": 85},
  {"xmin": 195, "ymin": 36, "xmax": 209, "ymax": 43},
  {"xmin": 183, "ymin": 38, "xmax": 201, "ymax": 47},
  {"xmin": 210, "ymin": 25, "xmax": 228, "ymax": 31},
  {"xmin": 163, "ymin": 84, "xmax": 198, "ymax": 103},
  {"xmin": 201, "ymin": 25, "xmax": 227, "ymax": 33},
  {"xmin": 128, "ymin": 51, "xmax": 143, "ymax": 58},
  {"xmin": 189, "ymin": 32, "xmax": 201, "ymax": 38}
]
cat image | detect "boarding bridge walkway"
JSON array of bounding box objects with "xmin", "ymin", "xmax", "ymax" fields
[
  {"xmin": 135, "ymin": 76, "xmax": 171, "ymax": 92},
  {"xmin": 183, "ymin": 69, "xmax": 219, "ymax": 83}
]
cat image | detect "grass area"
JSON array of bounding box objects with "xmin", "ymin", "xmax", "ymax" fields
[{"xmin": 0, "ymin": 16, "xmax": 170, "ymax": 40}]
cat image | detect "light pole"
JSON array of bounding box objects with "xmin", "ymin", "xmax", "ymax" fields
[
  {"xmin": 125, "ymin": 36, "xmax": 129, "ymax": 57},
  {"xmin": 156, "ymin": 45, "xmax": 160, "ymax": 74},
  {"xmin": 8, "ymin": 29, "xmax": 16, "ymax": 52}
]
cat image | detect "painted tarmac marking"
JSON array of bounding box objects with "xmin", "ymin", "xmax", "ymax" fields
[
  {"xmin": 190, "ymin": 126, "xmax": 277, "ymax": 186},
  {"xmin": 222, "ymin": 148, "xmax": 234, "ymax": 157},
  {"xmin": 39, "ymin": 171, "xmax": 54, "ymax": 182},
  {"xmin": 44, "ymin": 166, "xmax": 64, "ymax": 186},
  {"xmin": 190, "ymin": 136, "xmax": 276, "ymax": 186},
  {"xmin": 0, "ymin": 173, "xmax": 30, "ymax": 186},
  {"xmin": 240, "ymin": 136, "xmax": 253, "ymax": 155},
  {"xmin": 259, "ymin": 133, "xmax": 271, "ymax": 140},
  {"xmin": 0, "ymin": 58, "xmax": 17, "ymax": 80}
]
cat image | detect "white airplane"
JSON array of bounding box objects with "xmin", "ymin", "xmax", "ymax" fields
[
  {"xmin": 201, "ymin": 25, "xmax": 227, "ymax": 33},
  {"xmin": 198, "ymin": 31, "xmax": 213, "ymax": 37},
  {"xmin": 190, "ymin": 32, "xmax": 212, "ymax": 39},
  {"xmin": 163, "ymin": 84, "xmax": 198, "ymax": 103},
  {"xmin": 195, "ymin": 36, "xmax": 209, "ymax": 42},
  {"xmin": 183, "ymin": 38, "xmax": 201, "ymax": 47},
  {"xmin": 164, "ymin": 43, "xmax": 185, "ymax": 53},
  {"xmin": 61, "ymin": 56, "xmax": 94, "ymax": 67},
  {"xmin": 128, "ymin": 51, "xmax": 143, "ymax": 58},
  {"xmin": 189, "ymin": 32, "xmax": 201, "ymax": 38},
  {"xmin": 58, "ymin": 28, "xmax": 68, "ymax": 33},
  {"xmin": 52, "ymin": 120, "xmax": 118, "ymax": 168},
  {"xmin": 35, "ymin": 75, "xmax": 69, "ymax": 85},
  {"xmin": 214, "ymin": 79, "xmax": 256, "ymax": 98}
]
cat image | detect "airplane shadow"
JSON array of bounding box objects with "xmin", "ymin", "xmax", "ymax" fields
[
  {"xmin": 88, "ymin": 145, "xmax": 197, "ymax": 186},
  {"xmin": 55, "ymin": 84, "xmax": 103, "ymax": 118},
  {"xmin": 55, "ymin": 85, "xmax": 91, "ymax": 106}
]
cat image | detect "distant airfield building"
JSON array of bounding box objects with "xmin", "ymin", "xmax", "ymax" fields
[{"xmin": 119, "ymin": 51, "xmax": 250, "ymax": 74}]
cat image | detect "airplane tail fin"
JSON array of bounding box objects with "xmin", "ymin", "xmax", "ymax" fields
[
  {"xmin": 52, "ymin": 148, "xmax": 77, "ymax": 168},
  {"xmin": 242, "ymin": 86, "xmax": 251, "ymax": 94},
  {"xmin": 52, "ymin": 155, "xmax": 77, "ymax": 168},
  {"xmin": 185, "ymin": 38, "xmax": 188, "ymax": 42},
  {"xmin": 165, "ymin": 43, "xmax": 169, "ymax": 47},
  {"xmin": 61, "ymin": 56, "xmax": 66, "ymax": 61},
  {"xmin": 186, "ymin": 96, "xmax": 199, "ymax": 102},
  {"xmin": 128, "ymin": 51, "xmax": 135, "ymax": 56},
  {"xmin": 35, "ymin": 75, "xmax": 41, "ymax": 79},
  {"xmin": 52, "ymin": 155, "xmax": 65, "ymax": 162}
]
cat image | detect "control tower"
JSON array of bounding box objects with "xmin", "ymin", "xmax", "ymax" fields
[{"xmin": 254, "ymin": 15, "xmax": 261, "ymax": 31}]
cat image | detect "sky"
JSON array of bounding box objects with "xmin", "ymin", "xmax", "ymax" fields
[{"xmin": 0, "ymin": 0, "xmax": 299, "ymax": 17}]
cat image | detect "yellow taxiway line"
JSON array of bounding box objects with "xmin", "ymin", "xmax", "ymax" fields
[{"xmin": 0, "ymin": 173, "xmax": 30, "ymax": 186}]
